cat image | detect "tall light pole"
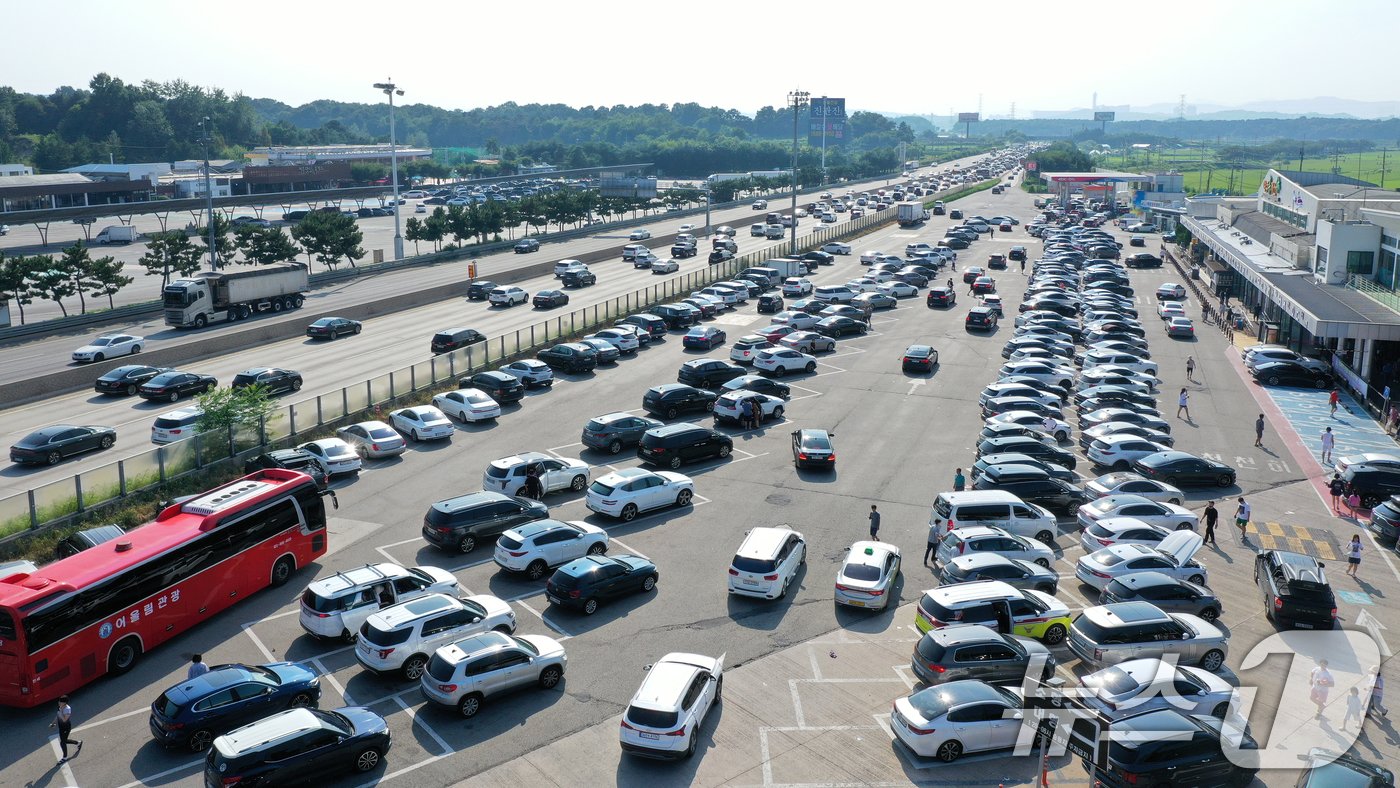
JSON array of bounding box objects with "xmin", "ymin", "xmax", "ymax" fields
[
  {"xmin": 374, "ymin": 80, "xmax": 406, "ymax": 260},
  {"xmin": 198, "ymin": 117, "xmax": 218, "ymax": 270},
  {"xmin": 787, "ymin": 90, "xmax": 809, "ymax": 257},
  {"xmin": 818, "ymin": 95, "xmax": 828, "ymax": 186}
]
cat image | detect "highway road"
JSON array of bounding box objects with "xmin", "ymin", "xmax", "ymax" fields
[
  {"xmin": 3, "ymin": 156, "xmax": 1384, "ymax": 787},
  {"xmin": 0, "ymin": 155, "xmax": 994, "ymax": 500}
]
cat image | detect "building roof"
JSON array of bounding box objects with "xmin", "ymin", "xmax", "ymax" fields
[
  {"xmin": 1274, "ymin": 170, "xmax": 1373, "ymax": 190},
  {"xmin": 1234, "ymin": 210, "xmax": 1310, "ymax": 245},
  {"xmin": 2, "ymin": 173, "xmax": 94, "ymax": 187},
  {"xmin": 1302, "ymin": 183, "xmax": 1400, "ymax": 202},
  {"xmin": 1041, "ymin": 171, "xmax": 1146, "ymax": 184}
]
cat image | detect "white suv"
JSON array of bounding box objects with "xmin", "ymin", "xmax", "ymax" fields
[
  {"xmin": 482, "ymin": 452, "xmax": 591, "ymax": 497},
  {"xmin": 727, "ymin": 526, "xmax": 806, "ymax": 600},
  {"xmin": 355, "ymin": 593, "xmax": 516, "ymax": 680},
  {"xmin": 299, "ymin": 563, "xmax": 460, "ymax": 642},
  {"xmin": 619, "ymin": 652, "xmax": 725, "ymax": 759},
  {"xmin": 493, "ymin": 519, "xmax": 608, "ymax": 580},
  {"xmin": 421, "ymin": 631, "xmax": 568, "ymax": 718}
]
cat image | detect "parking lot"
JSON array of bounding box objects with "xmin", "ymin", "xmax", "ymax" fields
[{"xmin": 5, "ymin": 168, "xmax": 1398, "ymax": 788}]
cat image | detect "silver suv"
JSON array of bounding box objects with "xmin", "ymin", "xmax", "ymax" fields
[
  {"xmin": 1068, "ymin": 601, "xmax": 1228, "ymax": 672},
  {"xmin": 420, "ymin": 631, "xmax": 567, "ymax": 717}
]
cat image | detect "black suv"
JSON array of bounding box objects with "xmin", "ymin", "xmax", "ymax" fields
[
  {"xmin": 974, "ymin": 474, "xmax": 1089, "ymax": 513},
  {"xmin": 1342, "ymin": 466, "xmax": 1400, "ymax": 508},
  {"xmin": 462, "ymin": 371, "xmax": 525, "ymax": 404},
  {"xmin": 651, "ymin": 304, "xmax": 699, "ymax": 329},
  {"xmin": 537, "ymin": 343, "xmax": 598, "ymax": 373},
  {"xmin": 926, "ymin": 287, "xmax": 956, "ymax": 308},
  {"xmin": 466, "ymin": 280, "xmax": 497, "ymax": 301},
  {"xmin": 642, "ymin": 384, "xmax": 718, "ymax": 419},
  {"xmin": 637, "ymin": 424, "xmax": 733, "ymax": 468},
  {"xmin": 561, "ymin": 268, "xmax": 596, "ymax": 287},
  {"xmin": 975, "ymin": 435, "xmax": 1077, "ymax": 470},
  {"xmin": 203, "ymin": 707, "xmax": 391, "ymax": 786},
  {"xmin": 244, "ymin": 449, "xmax": 329, "ymax": 489},
  {"xmin": 1077, "ymin": 708, "xmax": 1258, "ymax": 787},
  {"xmin": 1255, "ymin": 549, "xmax": 1336, "ymax": 629},
  {"xmin": 431, "ymin": 327, "xmax": 486, "ymax": 354},
  {"xmin": 677, "ymin": 359, "xmax": 746, "ymax": 388},
  {"xmin": 422, "ymin": 491, "xmax": 549, "ymax": 553}
]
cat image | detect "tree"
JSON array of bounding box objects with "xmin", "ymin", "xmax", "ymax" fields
[
  {"xmin": 233, "ymin": 225, "xmax": 301, "ymax": 266},
  {"xmin": 27, "ymin": 256, "xmax": 77, "ymax": 317},
  {"xmin": 289, "ymin": 211, "xmax": 365, "ymax": 270},
  {"xmin": 423, "ymin": 208, "xmax": 448, "ymax": 251},
  {"xmin": 139, "ymin": 231, "xmax": 204, "ymax": 287},
  {"xmin": 0, "ymin": 252, "xmax": 36, "ymax": 324},
  {"xmin": 349, "ymin": 162, "xmax": 388, "ymax": 184},
  {"xmin": 59, "ymin": 241, "xmax": 95, "ymax": 313},
  {"xmin": 196, "ymin": 212, "xmax": 232, "ymax": 268},
  {"xmin": 195, "ymin": 384, "xmax": 277, "ymax": 436},
  {"xmin": 81, "ymin": 252, "xmax": 133, "ymax": 309},
  {"xmin": 404, "ymin": 216, "xmax": 425, "ymax": 255}
]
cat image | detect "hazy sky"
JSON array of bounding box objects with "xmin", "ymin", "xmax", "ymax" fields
[{"xmin": 5, "ymin": 0, "xmax": 1398, "ymax": 117}]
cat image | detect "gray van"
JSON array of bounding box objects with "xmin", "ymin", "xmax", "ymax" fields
[
  {"xmin": 928, "ymin": 490, "xmax": 1058, "ymax": 545},
  {"xmin": 911, "ymin": 624, "xmax": 1054, "ymax": 686}
]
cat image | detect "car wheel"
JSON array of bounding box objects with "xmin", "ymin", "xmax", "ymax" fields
[
  {"xmin": 402, "ymin": 654, "xmax": 429, "ymax": 681},
  {"xmin": 1034, "ymin": 557, "xmax": 1051, "ymax": 568},
  {"xmin": 124, "ymin": 383, "xmax": 138, "ymax": 396},
  {"xmin": 410, "ymin": 429, "xmax": 420, "ymax": 442},
  {"xmin": 340, "ymin": 628, "xmax": 357, "ymax": 643},
  {"xmin": 270, "ymin": 556, "xmax": 295, "ymax": 587},
  {"xmin": 1167, "ymin": 476, "xmax": 1181, "ymax": 487},
  {"xmin": 1169, "ymin": 498, "xmax": 1182, "ymax": 506},
  {"xmin": 643, "ymin": 575, "xmax": 657, "ymax": 592},
  {"xmin": 608, "ymin": 440, "xmax": 623, "ymax": 455},
  {"xmin": 571, "ymin": 474, "xmax": 587, "ymax": 491},
  {"xmin": 805, "ymin": 361, "xmax": 816, "ymax": 373},
  {"xmin": 1315, "ymin": 378, "xmax": 1328, "ymax": 389},
  {"xmin": 587, "ymin": 542, "xmax": 607, "ymax": 557},
  {"xmin": 1199, "ymin": 606, "xmax": 1220, "ymax": 622},
  {"xmin": 669, "ymin": 456, "xmax": 683, "ymax": 469},
  {"xmin": 291, "ymin": 378, "xmax": 303, "ymax": 391},
  {"xmin": 168, "ymin": 391, "xmax": 180, "ymax": 403},
  {"xmin": 684, "ymin": 731, "xmax": 698, "ymax": 759},
  {"xmin": 92, "ymin": 352, "xmax": 105, "ymax": 362},
  {"xmin": 774, "ymin": 365, "xmax": 786, "ymax": 376},
  {"xmin": 45, "ymin": 451, "xmax": 61, "ymax": 465},
  {"xmin": 457, "ymin": 534, "xmax": 477, "ymax": 553},
  {"xmin": 1036, "ymin": 530, "xmax": 1055, "ymax": 544},
  {"xmin": 353, "ymin": 324, "xmax": 361, "ymax": 334},
  {"xmin": 1200, "ymin": 649, "xmax": 1225, "ymax": 671},
  {"xmin": 676, "ymin": 489, "xmax": 693, "ymax": 507},
  {"xmin": 1212, "ymin": 701, "xmax": 1231, "ymax": 718},
  {"xmin": 527, "ymin": 560, "xmax": 548, "ymax": 581},
  {"xmin": 539, "ymin": 666, "xmax": 563, "ymax": 688},
  {"xmin": 1042, "ymin": 624, "xmax": 1067, "ymax": 645},
  {"xmin": 1218, "ymin": 474, "xmax": 1234, "ymax": 487},
  {"xmin": 457, "ymin": 692, "xmax": 484, "ymax": 718},
  {"xmin": 108, "ymin": 636, "xmax": 142, "ymax": 675},
  {"xmin": 666, "ymin": 407, "xmax": 678, "ymax": 419},
  {"xmin": 935, "ymin": 739, "xmax": 963, "ymax": 763},
  {"xmin": 772, "ymin": 406, "xmax": 784, "ymax": 421},
  {"xmin": 718, "ymin": 443, "xmax": 732, "ymax": 458},
  {"xmin": 1268, "ymin": 375, "xmax": 1280, "ymax": 386},
  {"xmin": 187, "ymin": 730, "xmax": 214, "ymax": 752},
  {"xmin": 130, "ymin": 344, "xmax": 141, "ymax": 355},
  {"xmin": 290, "ymin": 692, "xmax": 314, "ymax": 707},
  {"xmin": 621, "ymin": 503, "xmax": 639, "ymax": 521}
]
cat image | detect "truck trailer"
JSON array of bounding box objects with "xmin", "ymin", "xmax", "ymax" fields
[
  {"xmin": 896, "ymin": 201, "xmax": 931, "ymax": 227},
  {"xmin": 163, "ymin": 262, "xmax": 310, "ymax": 328}
]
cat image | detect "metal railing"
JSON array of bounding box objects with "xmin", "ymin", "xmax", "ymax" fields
[
  {"xmin": 0, "ymin": 206, "xmax": 904, "ymax": 541},
  {"xmin": 1347, "ymin": 274, "xmax": 1400, "ymax": 314}
]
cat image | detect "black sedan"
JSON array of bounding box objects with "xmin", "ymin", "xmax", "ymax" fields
[
  {"xmin": 534, "ymin": 290, "xmax": 570, "ymax": 309},
  {"xmin": 802, "ymin": 251, "xmax": 835, "ymax": 266},
  {"xmin": 149, "ymin": 661, "xmax": 322, "ymax": 751},
  {"xmin": 138, "ymin": 371, "xmax": 218, "ymax": 402},
  {"xmin": 677, "ymin": 359, "xmax": 747, "ymax": 388},
  {"xmin": 961, "ymin": 266, "xmax": 986, "ymax": 284},
  {"xmin": 719, "ymin": 375, "xmax": 791, "ymax": 400},
  {"xmin": 815, "ymin": 316, "xmax": 868, "ymax": 337},
  {"xmin": 11, "ymin": 425, "xmax": 117, "ymax": 465},
  {"xmin": 306, "ymin": 317, "xmax": 361, "ymax": 340},
  {"xmin": 1132, "ymin": 451, "xmax": 1236, "ymax": 487},
  {"xmin": 902, "ymin": 345, "xmax": 938, "ymax": 373},
  {"xmin": 975, "ymin": 435, "xmax": 1077, "ymax": 470},
  {"xmin": 683, "ymin": 326, "xmax": 727, "ymax": 350},
  {"xmin": 231, "ymin": 367, "xmax": 303, "ymax": 395},
  {"xmin": 537, "ymin": 342, "xmax": 598, "ymax": 373},
  {"xmin": 94, "ymin": 365, "xmax": 172, "ymax": 396},
  {"xmin": 546, "ymin": 554, "xmax": 658, "ymax": 615},
  {"xmin": 1252, "ymin": 360, "xmax": 1333, "ymax": 389},
  {"xmin": 792, "ymin": 428, "xmax": 836, "ymax": 469}
]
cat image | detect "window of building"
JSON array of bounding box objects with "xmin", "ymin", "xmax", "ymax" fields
[
  {"xmin": 1348, "ymin": 250, "xmax": 1375, "ymax": 276},
  {"xmin": 1378, "ymin": 250, "xmax": 1397, "ymax": 290},
  {"xmin": 1383, "ymin": 233, "xmax": 1400, "ymax": 251}
]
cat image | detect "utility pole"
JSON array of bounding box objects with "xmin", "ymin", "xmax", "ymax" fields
[
  {"xmin": 374, "ymin": 79, "xmax": 406, "ymax": 260},
  {"xmin": 787, "ymin": 90, "xmax": 809, "ymax": 257},
  {"xmin": 1381, "ymin": 148, "xmax": 1389, "ymax": 190},
  {"xmin": 198, "ymin": 117, "xmax": 218, "ymax": 270},
  {"xmin": 819, "ymin": 95, "xmax": 828, "ymax": 186}
]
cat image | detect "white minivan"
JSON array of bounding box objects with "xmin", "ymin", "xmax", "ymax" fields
[{"xmin": 928, "ymin": 490, "xmax": 1058, "ymax": 545}]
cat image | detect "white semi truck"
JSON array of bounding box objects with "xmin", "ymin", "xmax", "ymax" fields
[{"xmin": 163, "ymin": 262, "xmax": 310, "ymax": 328}]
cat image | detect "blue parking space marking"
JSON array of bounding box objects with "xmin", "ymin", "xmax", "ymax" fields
[
  {"xmin": 1260, "ymin": 385, "xmax": 1399, "ymax": 463},
  {"xmin": 1337, "ymin": 590, "xmax": 1375, "ymax": 606}
]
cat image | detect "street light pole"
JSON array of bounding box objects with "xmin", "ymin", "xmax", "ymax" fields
[
  {"xmin": 819, "ymin": 95, "xmax": 827, "ymax": 187},
  {"xmin": 788, "ymin": 90, "xmax": 809, "ymax": 257},
  {"xmin": 198, "ymin": 117, "xmax": 218, "ymax": 270},
  {"xmin": 374, "ymin": 80, "xmax": 406, "ymax": 261}
]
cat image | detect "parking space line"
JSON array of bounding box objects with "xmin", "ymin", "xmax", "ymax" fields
[
  {"xmin": 353, "ymin": 753, "xmax": 450, "ymax": 788},
  {"xmin": 259, "ymin": 607, "xmax": 301, "ymax": 622},
  {"xmin": 48, "ymin": 736, "xmax": 78, "ymax": 786},
  {"xmin": 608, "ymin": 538, "xmax": 649, "ymax": 559},
  {"xmin": 511, "ymin": 596, "xmax": 574, "ymax": 640},
  {"xmin": 546, "ymin": 440, "xmax": 585, "ymax": 453},
  {"xmin": 114, "ymin": 756, "xmax": 201, "ymax": 788},
  {"xmin": 392, "ymin": 694, "xmax": 454, "ymax": 755},
  {"xmin": 242, "ymin": 622, "xmax": 278, "ymax": 663},
  {"xmin": 312, "ymin": 656, "xmax": 355, "ymax": 705},
  {"xmin": 73, "ymin": 705, "xmax": 148, "ymax": 733}
]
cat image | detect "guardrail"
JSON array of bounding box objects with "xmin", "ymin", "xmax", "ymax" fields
[{"xmin": 0, "ymin": 202, "xmax": 912, "ymax": 544}]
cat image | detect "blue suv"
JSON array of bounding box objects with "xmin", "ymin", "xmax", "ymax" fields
[{"xmin": 149, "ymin": 662, "xmax": 321, "ymax": 752}]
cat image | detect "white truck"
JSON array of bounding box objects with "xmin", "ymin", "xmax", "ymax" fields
[
  {"xmin": 163, "ymin": 262, "xmax": 310, "ymax": 328},
  {"xmin": 764, "ymin": 258, "xmax": 808, "ymax": 278},
  {"xmin": 896, "ymin": 201, "xmax": 931, "ymax": 227},
  {"xmin": 94, "ymin": 225, "xmax": 139, "ymax": 244}
]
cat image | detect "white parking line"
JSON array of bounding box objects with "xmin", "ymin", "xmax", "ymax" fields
[
  {"xmin": 73, "ymin": 705, "xmax": 148, "ymax": 733},
  {"xmin": 353, "ymin": 753, "xmax": 451, "ymax": 788},
  {"xmin": 392, "ymin": 694, "xmax": 454, "ymax": 755},
  {"xmin": 609, "ymin": 538, "xmax": 650, "ymax": 559},
  {"xmin": 243, "ymin": 622, "xmax": 278, "ymax": 663},
  {"xmin": 49, "ymin": 736, "xmax": 79, "ymax": 786},
  {"xmin": 312, "ymin": 656, "xmax": 355, "ymax": 705}
]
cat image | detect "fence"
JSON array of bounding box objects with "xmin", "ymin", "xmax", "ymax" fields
[{"xmin": 0, "ymin": 202, "xmax": 909, "ymax": 542}]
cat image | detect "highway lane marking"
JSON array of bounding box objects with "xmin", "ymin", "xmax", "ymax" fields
[{"xmin": 392, "ymin": 694, "xmax": 454, "ymax": 756}]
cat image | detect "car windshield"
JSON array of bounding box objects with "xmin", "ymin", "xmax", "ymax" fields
[{"xmin": 91, "ymin": 338, "xmax": 114, "ymax": 346}]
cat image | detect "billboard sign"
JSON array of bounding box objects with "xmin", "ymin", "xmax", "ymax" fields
[
  {"xmin": 808, "ymin": 97, "xmax": 847, "ymax": 145},
  {"xmin": 1094, "ymin": 111, "xmax": 1116, "ymax": 122},
  {"xmin": 242, "ymin": 162, "xmax": 351, "ymax": 185},
  {"xmin": 957, "ymin": 112, "xmax": 980, "ymax": 123}
]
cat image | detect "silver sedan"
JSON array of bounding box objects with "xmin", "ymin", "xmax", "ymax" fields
[{"xmin": 834, "ymin": 541, "xmax": 900, "ymax": 610}]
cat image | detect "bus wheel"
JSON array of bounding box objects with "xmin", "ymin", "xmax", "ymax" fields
[
  {"xmin": 270, "ymin": 556, "xmax": 296, "ymax": 587},
  {"xmin": 109, "ymin": 637, "xmax": 143, "ymax": 675}
]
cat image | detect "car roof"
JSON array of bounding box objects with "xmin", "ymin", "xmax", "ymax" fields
[
  {"xmin": 631, "ymin": 655, "xmax": 709, "ymax": 711},
  {"xmin": 929, "ymin": 579, "xmax": 1020, "ymax": 604},
  {"xmin": 435, "ymin": 631, "xmax": 515, "ymax": 666},
  {"xmin": 368, "ymin": 593, "xmax": 459, "ymax": 628},
  {"xmin": 929, "ymin": 623, "xmax": 1006, "ymax": 646},
  {"xmin": 309, "ymin": 563, "xmax": 413, "ymax": 596},
  {"xmin": 214, "ymin": 708, "xmax": 325, "ymax": 757},
  {"xmin": 1087, "ymin": 601, "xmax": 1171, "ymax": 626}
]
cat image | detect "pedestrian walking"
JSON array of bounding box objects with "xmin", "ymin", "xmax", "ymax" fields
[
  {"xmin": 989, "ymin": 227, "xmax": 996, "ymax": 238},
  {"xmin": 1330, "ymin": 473, "xmax": 1346, "ymax": 512},
  {"xmin": 188, "ymin": 654, "xmax": 210, "ymax": 680},
  {"xmin": 1346, "ymin": 534, "xmax": 1363, "ymax": 576},
  {"xmin": 49, "ymin": 695, "xmax": 81, "ymax": 763},
  {"xmin": 1176, "ymin": 388, "xmax": 1190, "ymax": 420},
  {"xmin": 1201, "ymin": 501, "xmax": 1219, "ymax": 546},
  {"xmin": 953, "ymin": 468, "xmax": 966, "ymax": 492},
  {"xmin": 868, "ymin": 504, "xmax": 881, "ymax": 541},
  {"xmin": 946, "ymin": 278, "xmax": 954, "ymax": 291},
  {"xmin": 1343, "ymin": 687, "xmax": 1363, "ymax": 731},
  {"xmin": 1348, "ymin": 490, "xmax": 1362, "ymax": 517},
  {"xmin": 1321, "ymin": 427, "xmax": 1336, "ymax": 464},
  {"xmin": 1330, "ymin": 389, "xmax": 1341, "ymax": 416},
  {"xmin": 1019, "ymin": 258, "xmax": 1026, "ymax": 274},
  {"xmin": 750, "ymin": 398, "xmax": 762, "ymax": 429},
  {"xmin": 1042, "ymin": 414, "xmax": 1059, "ymax": 439},
  {"xmin": 924, "ymin": 522, "xmax": 939, "ymax": 565},
  {"xmin": 1185, "ymin": 356, "xmax": 1196, "ymax": 382},
  {"xmin": 1234, "ymin": 497, "xmax": 1251, "ymax": 542},
  {"xmin": 1368, "ymin": 666, "xmax": 1389, "ymax": 718},
  {"xmin": 1254, "ymin": 414, "xmax": 1266, "ymax": 447},
  {"xmin": 1311, "ymin": 659, "xmax": 1335, "ymax": 720}
]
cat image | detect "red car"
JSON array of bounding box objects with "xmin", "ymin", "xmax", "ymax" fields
[{"xmin": 755, "ymin": 324, "xmax": 800, "ymax": 343}]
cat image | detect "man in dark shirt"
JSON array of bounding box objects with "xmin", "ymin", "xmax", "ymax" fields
[
  {"xmin": 868, "ymin": 505, "xmax": 881, "ymax": 541},
  {"xmin": 1201, "ymin": 501, "xmax": 1219, "ymax": 546}
]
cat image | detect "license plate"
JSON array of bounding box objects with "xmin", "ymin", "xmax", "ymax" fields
[
  {"xmin": 847, "ymin": 600, "xmax": 866, "ymax": 607},
  {"xmin": 743, "ymin": 578, "xmax": 758, "ymax": 585},
  {"xmin": 1297, "ymin": 622, "xmax": 1314, "ymax": 629},
  {"xmin": 547, "ymin": 595, "xmax": 561, "ymax": 604},
  {"xmin": 639, "ymin": 732, "xmax": 660, "ymax": 740},
  {"xmin": 357, "ymin": 641, "xmax": 371, "ymax": 653}
]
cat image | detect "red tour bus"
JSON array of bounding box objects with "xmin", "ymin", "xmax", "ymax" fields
[{"xmin": 0, "ymin": 468, "xmax": 333, "ymax": 708}]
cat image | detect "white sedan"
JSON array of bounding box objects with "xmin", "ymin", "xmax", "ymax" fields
[
  {"xmin": 986, "ymin": 411, "xmax": 1072, "ymax": 442},
  {"xmin": 586, "ymin": 467, "xmax": 694, "ymax": 521},
  {"xmin": 1078, "ymin": 517, "xmax": 1173, "ymax": 554},
  {"xmin": 586, "ymin": 329, "xmax": 640, "ymax": 354},
  {"xmin": 389, "ymin": 405, "xmax": 455, "ymax": 441},
  {"xmin": 432, "ymin": 389, "xmax": 502, "ymax": 422},
  {"xmin": 859, "ymin": 250, "xmax": 888, "ymax": 264},
  {"xmin": 1155, "ymin": 282, "xmax": 1187, "ymax": 300},
  {"xmin": 834, "ymin": 541, "xmax": 901, "ymax": 610},
  {"xmin": 845, "ymin": 279, "xmax": 880, "ymax": 293},
  {"xmin": 879, "ymin": 281, "xmax": 918, "ymax": 299},
  {"xmin": 753, "ymin": 348, "xmax": 817, "ymax": 376},
  {"xmin": 1080, "ymin": 658, "xmax": 1238, "ymax": 720},
  {"xmin": 629, "ymin": 228, "xmax": 652, "ymax": 240},
  {"xmin": 1157, "ymin": 301, "xmax": 1187, "ymax": 320},
  {"xmin": 1077, "ymin": 495, "xmax": 1199, "ymax": 532},
  {"xmin": 822, "ymin": 242, "xmax": 852, "ymax": 255},
  {"xmin": 1075, "ymin": 531, "xmax": 1206, "ymax": 591},
  {"xmin": 1083, "ymin": 472, "xmax": 1184, "ymax": 504},
  {"xmin": 678, "ymin": 223, "xmax": 696, "ymax": 232},
  {"xmin": 892, "ymin": 681, "xmax": 1028, "ymax": 763},
  {"xmin": 298, "ymin": 437, "xmax": 363, "ymax": 476},
  {"xmin": 770, "ymin": 311, "xmax": 820, "ymax": 330},
  {"xmin": 72, "ymin": 333, "xmax": 143, "ymax": 363},
  {"xmin": 650, "ymin": 258, "xmax": 680, "ymax": 274}
]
